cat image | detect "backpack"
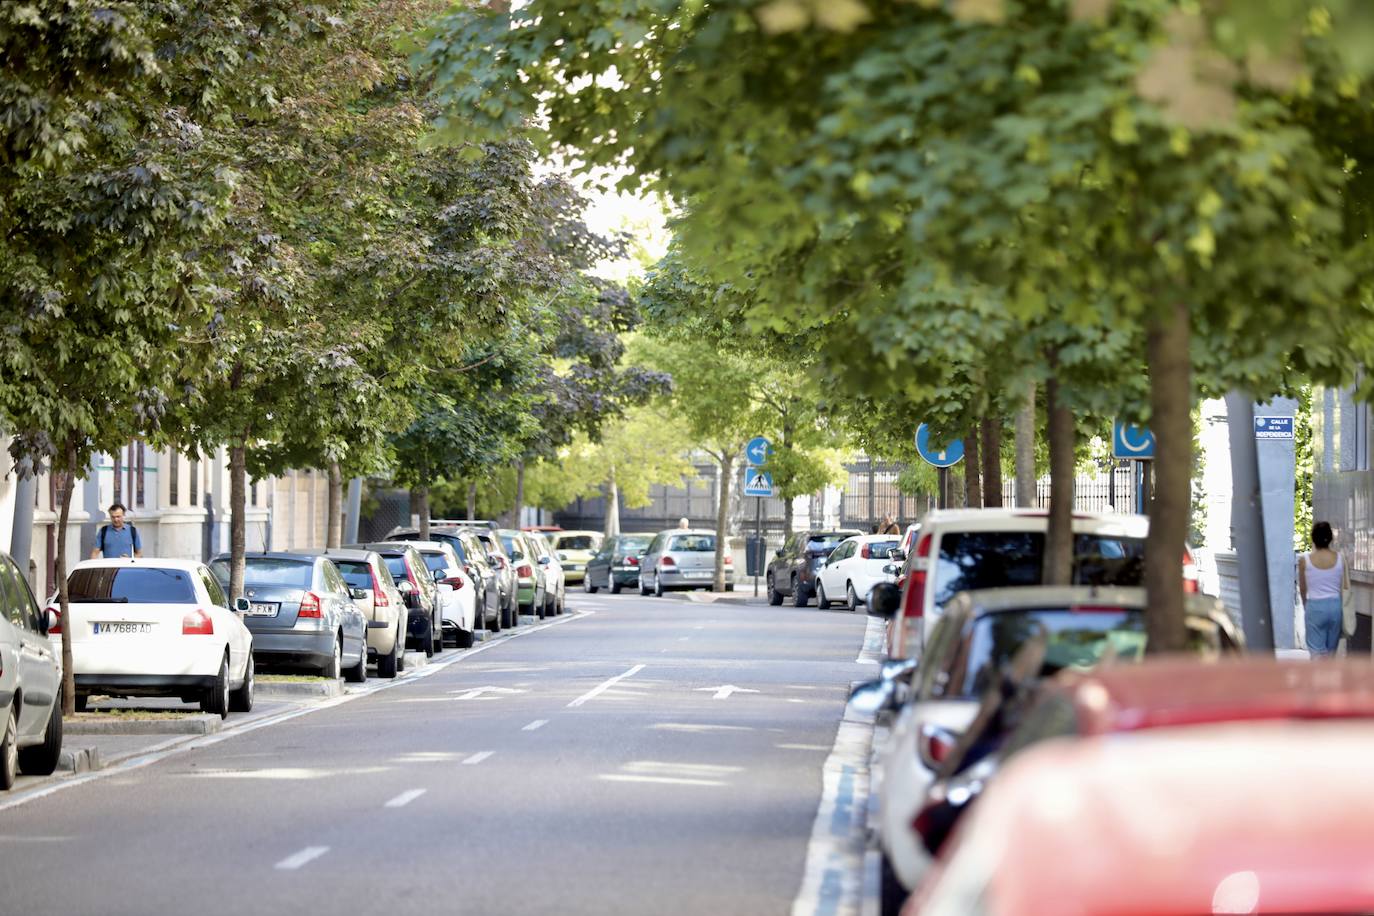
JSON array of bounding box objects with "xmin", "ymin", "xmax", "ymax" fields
[{"xmin": 98, "ymin": 524, "xmax": 139, "ymax": 554}]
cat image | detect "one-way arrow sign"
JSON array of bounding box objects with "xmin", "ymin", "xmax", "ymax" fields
[
  {"xmin": 695, "ymin": 685, "xmax": 761, "ymax": 700},
  {"xmin": 449, "ymin": 686, "xmax": 524, "ymax": 700}
]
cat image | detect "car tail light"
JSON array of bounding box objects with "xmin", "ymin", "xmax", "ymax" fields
[
  {"xmin": 1182, "ymin": 547, "xmax": 1199, "ymax": 594},
  {"xmin": 917, "ymin": 723, "xmax": 956, "ymax": 770},
  {"xmin": 723, "ymin": 555, "xmax": 732, "ymax": 566},
  {"xmin": 182, "ymin": 609, "xmax": 215, "ymax": 636},
  {"xmin": 370, "ymin": 569, "xmax": 389, "ymax": 607},
  {"xmin": 46, "ymin": 604, "xmax": 62, "ymax": 635},
  {"xmin": 517, "ymin": 564, "xmax": 532, "ymax": 578},
  {"xmin": 443, "ymin": 576, "xmax": 466, "ymax": 589},
  {"xmin": 901, "ymin": 534, "xmax": 932, "ymax": 620},
  {"xmin": 625, "ymin": 555, "xmax": 639, "ymax": 566},
  {"xmin": 661, "ymin": 556, "xmax": 676, "ymax": 567},
  {"xmin": 298, "ymin": 591, "xmax": 323, "ymax": 619}
]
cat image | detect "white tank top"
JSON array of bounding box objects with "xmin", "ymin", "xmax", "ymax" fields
[{"xmin": 1306, "ymin": 553, "xmax": 1344, "ymax": 602}]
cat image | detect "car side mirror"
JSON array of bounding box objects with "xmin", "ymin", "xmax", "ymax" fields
[
  {"xmin": 888, "ymin": 548, "xmax": 906, "ymax": 562},
  {"xmin": 847, "ymin": 679, "xmax": 899, "ymax": 718},
  {"xmin": 233, "ymin": 596, "xmax": 252, "ymax": 614},
  {"xmin": 538, "ymin": 556, "xmax": 551, "ymax": 565},
  {"xmin": 35, "ymin": 609, "xmax": 49, "ymax": 635},
  {"xmin": 433, "ymin": 568, "xmax": 446, "ymax": 582},
  {"xmin": 868, "ymin": 582, "xmax": 901, "ymax": 619},
  {"xmin": 396, "ymin": 580, "xmax": 415, "ymax": 594},
  {"xmin": 349, "ymin": 587, "xmax": 368, "ymax": 600}
]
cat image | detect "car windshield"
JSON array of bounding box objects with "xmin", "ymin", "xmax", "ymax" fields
[
  {"xmin": 669, "ymin": 534, "xmax": 715, "ymax": 552},
  {"xmin": 946, "ymin": 608, "xmax": 1146, "ymax": 699},
  {"xmin": 556, "ymin": 535, "xmax": 599, "ymax": 551},
  {"xmin": 332, "ymin": 560, "xmax": 376, "ymax": 591},
  {"xmin": 69, "ymin": 567, "xmax": 198, "ymax": 604},
  {"xmin": 806, "ymin": 533, "xmax": 853, "ymax": 552},
  {"xmin": 233, "ymin": 558, "xmax": 314, "ymax": 588},
  {"xmin": 933, "ymin": 532, "xmax": 1146, "ymax": 606}
]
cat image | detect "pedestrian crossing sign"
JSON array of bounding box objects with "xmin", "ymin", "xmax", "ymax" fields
[{"xmin": 743, "ymin": 469, "xmax": 774, "ymax": 498}]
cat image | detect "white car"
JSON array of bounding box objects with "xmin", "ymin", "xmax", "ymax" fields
[
  {"xmin": 51, "ymin": 558, "xmax": 255, "ymax": 718},
  {"xmin": 0, "ymin": 551, "xmax": 62, "ymax": 789},
  {"xmin": 814, "ymin": 533, "xmax": 902, "ymax": 611},
  {"xmin": 527, "ymin": 532, "xmax": 566, "ymax": 616},
  {"xmin": 401, "ymin": 542, "xmax": 476, "ymax": 648}
]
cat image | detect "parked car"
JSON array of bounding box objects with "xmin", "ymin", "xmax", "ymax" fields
[
  {"xmin": 766, "ymin": 529, "xmax": 863, "ymax": 607},
  {"xmin": 210, "ymin": 553, "xmax": 368, "ymax": 683},
  {"xmin": 887, "ymin": 509, "xmax": 1154, "ymax": 659},
  {"xmin": 910, "ymin": 656, "xmax": 1374, "ymax": 869},
  {"xmin": 639, "ymin": 529, "xmax": 733, "ymax": 595},
  {"xmin": 526, "ymin": 532, "xmax": 566, "ymax": 617},
  {"xmin": 855, "ymin": 585, "xmax": 1241, "ymax": 915},
  {"xmin": 0, "ymin": 551, "xmax": 62, "ymax": 789},
  {"xmin": 62, "ymin": 558, "xmax": 256, "ymax": 717},
  {"xmin": 548, "ymin": 530, "xmax": 603, "ymax": 584},
  {"xmin": 459, "ymin": 527, "xmax": 519, "ymax": 629},
  {"xmin": 355, "ymin": 543, "xmax": 445, "ymax": 657},
  {"xmin": 398, "ymin": 541, "xmax": 476, "ymax": 648},
  {"xmin": 584, "ymin": 533, "xmax": 654, "ymax": 594},
  {"xmin": 814, "ymin": 533, "xmax": 903, "ymax": 611},
  {"xmin": 499, "ymin": 529, "xmax": 548, "ymax": 618},
  {"xmin": 906, "ymin": 720, "xmax": 1374, "ymax": 916},
  {"xmin": 314, "ymin": 548, "xmax": 407, "ymax": 678},
  {"xmin": 385, "ymin": 526, "xmax": 502, "ymax": 630}
]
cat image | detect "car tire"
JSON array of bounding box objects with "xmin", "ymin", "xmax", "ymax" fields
[
  {"xmin": 879, "ymin": 851, "xmax": 907, "ymax": 916},
  {"xmin": 815, "ymin": 581, "xmax": 832, "ymax": 609},
  {"xmin": 201, "ymin": 655, "xmax": 230, "ymax": 720},
  {"xmin": 378, "ymin": 635, "xmax": 399, "ymax": 678},
  {"xmin": 791, "ymin": 577, "xmax": 809, "ymax": 608},
  {"xmin": 654, "ymin": 574, "xmax": 664, "ymax": 598},
  {"xmin": 610, "ymin": 579, "xmax": 622, "ymax": 595},
  {"xmin": 767, "ymin": 574, "xmax": 784, "ymax": 606},
  {"xmin": 74, "ymin": 693, "xmax": 88, "ymax": 713},
  {"xmin": 396, "ymin": 622, "xmax": 407, "ymax": 671},
  {"xmin": 639, "ymin": 576, "xmax": 650, "ymax": 597},
  {"xmin": 18, "ymin": 687, "xmax": 62, "ymax": 777},
  {"xmin": 229, "ymin": 653, "xmax": 255, "ymax": 713},
  {"xmin": 432, "ymin": 613, "xmax": 444, "ymax": 655},
  {"xmin": 0, "ymin": 706, "xmax": 17, "ymax": 791},
  {"xmin": 585, "ymin": 576, "xmax": 598, "ymax": 594},
  {"xmin": 846, "ymin": 582, "xmax": 860, "ymax": 613},
  {"xmin": 345, "ymin": 638, "xmax": 368, "ymax": 683},
  {"xmin": 323, "ymin": 634, "xmax": 344, "ymax": 677}
]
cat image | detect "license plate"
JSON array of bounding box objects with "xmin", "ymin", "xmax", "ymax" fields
[
  {"xmin": 683, "ymin": 570, "xmax": 712, "ymax": 579},
  {"xmin": 94, "ymin": 622, "xmax": 151, "ymax": 635},
  {"xmin": 568, "ymin": 564, "xmax": 584, "ymax": 572},
  {"xmin": 247, "ymin": 602, "xmax": 279, "ymax": 617}
]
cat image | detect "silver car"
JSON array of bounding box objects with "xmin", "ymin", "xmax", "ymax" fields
[
  {"xmin": 638, "ymin": 529, "xmax": 734, "ymax": 596},
  {"xmin": 316, "ymin": 549, "xmax": 408, "ymax": 679},
  {"xmin": 0, "ymin": 551, "xmax": 62, "ymax": 789}
]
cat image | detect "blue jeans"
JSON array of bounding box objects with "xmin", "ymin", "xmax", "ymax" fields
[{"xmin": 1306, "ymin": 597, "xmax": 1343, "ymax": 656}]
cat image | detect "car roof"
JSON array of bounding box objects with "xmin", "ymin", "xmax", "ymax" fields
[
  {"xmin": 383, "ymin": 540, "xmax": 450, "ymax": 553},
  {"xmin": 1050, "ymin": 657, "xmax": 1374, "ymax": 735},
  {"xmin": 914, "ymin": 508, "xmax": 1149, "ymax": 536},
  {"xmin": 352, "ymin": 542, "xmax": 419, "ymax": 556},
  {"xmin": 551, "ymin": 529, "xmax": 601, "ymax": 537},
  {"xmin": 656, "ymin": 529, "xmax": 717, "ymax": 537},
  {"xmin": 945, "ymin": 585, "xmax": 1153, "ymax": 613},
  {"xmin": 211, "ymin": 552, "xmax": 317, "ymax": 564},
  {"xmin": 845, "ymin": 533, "xmax": 904, "ymax": 542},
  {"xmin": 74, "ymin": 557, "xmax": 207, "ymax": 572},
  {"xmin": 921, "ymin": 721, "xmax": 1374, "ymax": 914},
  {"xmin": 303, "ymin": 548, "xmax": 376, "ymax": 562}
]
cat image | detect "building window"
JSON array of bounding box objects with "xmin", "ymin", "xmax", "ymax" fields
[
  {"xmin": 113, "ymin": 450, "xmax": 123, "ymax": 505},
  {"xmin": 133, "ymin": 442, "xmax": 146, "ymax": 508},
  {"xmin": 190, "ymin": 457, "xmax": 199, "ymax": 507},
  {"xmin": 251, "ymin": 479, "xmax": 260, "ymax": 508},
  {"xmin": 168, "ymin": 454, "xmax": 179, "ymax": 508}
]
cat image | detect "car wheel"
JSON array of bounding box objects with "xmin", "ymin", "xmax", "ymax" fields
[
  {"xmin": 654, "ymin": 573, "xmax": 664, "ymax": 597},
  {"xmin": 323, "ymin": 634, "xmax": 344, "ymax": 677},
  {"xmin": 610, "ymin": 578, "xmax": 622, "ymax": 595},
  {"xmin": 0, "ymin": 706, "xmax": 16, "ymax": 790},
  {"xmin": 432, "ymin": 613, "xmax": 444, "ymax": 655},
  {"xmin": 378, "ymin": 634, "xmax": 399, "ymax": 678},
  {"xmin": 18, "ymin": 686, "xmax": 62, "ymax": 777},
  {"xmin": 791, "ymin": 577, "xmax": 809, "ymax": 608},
  {"xmin": 767, "ymin": 574, "xmax": 783, "ymax": 606},
  {"xmin": 345, "ymin": 636, "xmax": 368, "ymax": 683},
  {"xmin": 396, "ymin": 622, "xmax": 407, "ymax": 670},
  {"xmin": 846, "ymin": 582, "xmax": 860, "ymax": 613},
  {"xmin": 201, "ymin": 655, "xmax": 230, "ymax": 720},
  {"xmin": 456, "ymin": 625, "xmax": 475, "ymax": 649},
  {"xmin": 815, "ymin": 581, "xmax": 831, "ymax": 610},
  {"xmin": 879, "ymin": 850, "xmax": 907, "ymax": 916},
  {"xmin": 585, "ymin": 575, "xmax": 598, "ymax": 594},
  {"xmin": 639, "ymin": 575, "xmax": 650, "ymax": 597},
  {"xmin": 229, "ymin": 652, "xmax": 255, "ymax": 713}
]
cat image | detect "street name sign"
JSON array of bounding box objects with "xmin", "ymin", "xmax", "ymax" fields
[
  {"xmin": 745, "ymin": 436, "xmax": 772, "ymax": 466},
  {"xmin": 743, "ymin": 468, "xmax": 775, "ymax": 497},
  {"xmin": 915, "ymin": 424, "xmax": 964, "ymax": 468},
  {"xmin": 1254, "ymin": 416, "xmax": 1294, "ymax": 440},
  {"xmin": 1112, "ymin": 420, "xmax": 1156, "ymax": 460}
]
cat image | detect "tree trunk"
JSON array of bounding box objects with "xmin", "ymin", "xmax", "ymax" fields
[
  {"xmin": 512, "ymin": 459, "xmax": 526, "ymax": 529},
  {"xmin": 229, "ymin": 444, "xmax": 247, "ymax": 600},
  {"xmin": 414, "ymin": 483, "xmax": 431, "ymax": 541},
  {"xmin": 466, "ymin": 481, "xmax": 477, "ymax": 521},
  {"xmin": 326, "ymin": 461, "xmax": 343, "ymax": 548},
  {"xmin": 1145, "ymin": 301, "xmax": 1191, "ymax": 654},
  {"xmin": 1044, "ymin": 376, "xmax": 1074, "ymax": 586},
  {"xmin": 714, "ymin": 453, "xmax": 733, "ymax": 592},
  {"xmin": 57, "ymin": 445, "xmax": 76, "ymax": 717},
  {"xmin": 604, "ymin": 472, "xmax": 621, "ymax": 537},
  {"xmin": 1015, "ymin": 383, "xmax": 1037, "ymax": 507},
  {"xmin": 981, "ymin": 419, "xmax": 1004, "ymax": 507},
  {"xmin": 963, "ymin": 434, "xmax": 982, "ymax": 508}
]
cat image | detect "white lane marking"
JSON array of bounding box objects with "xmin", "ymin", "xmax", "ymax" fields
[
  {"xmin": 650, "ymin": 723, "xmax": 754, "ymax": 733},
  {"xmin": 275, "ymin": 846, "xmax": 330, "ymax": 870},
  {"xmin": 567, "ymin": 664, "xmax": 645, "ymax": 708},
  {"xmin": 695, "ymin": 685, "xmax": 760, "ymax": 700},
  {"xmin": 626, "ymin": 761, "xmax": 742, "ymax": 776},
  {"xmin": 599, "ymin": 774, "xmax": 725, "ymax": 787},
  {"xmin": 384, "ymin": 789, "xmax": 427, "ymax": 809},
  {"xmin": 392, "ymin": 752, "xmax": 462, "ymax": 763},
  {"xmin": 693, "ymin": 626, "xmax": 704, "ymax": 630},
  {"xmin": 463, "ymin": 751, "xmax": 494, "ymax": 765},
  {"xmin": 790, "ymin": 718, "xmax": 874, "ymax": 916},
  {"xmin": 449, "ymin": 686, "xmax": 523, "ymax": 700},
  {"xmin": 190, "ymin": 767, "xmax": 390, "ymax": 780},
  {"xmin": 855, "ymin": 614, "xmax": 886, "ymax": 666},
  {"xmin": 678, "ymin": 636, "xmax": 690, "ymax": 642},
  {"xmin": 776, "ymin": 743, "xmax": 832, "ymax": 751},
  {"xmin": 522, "ymin": 719, "xmax": 548, "ymax": 731}
]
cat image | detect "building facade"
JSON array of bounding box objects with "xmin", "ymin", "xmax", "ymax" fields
[{"xmin": 1312, "ymin": 385, "xmax": 1373, "ymax": 650}]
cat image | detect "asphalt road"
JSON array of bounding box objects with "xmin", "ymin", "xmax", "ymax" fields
[{"xmin": 0, "ymin": 591, "xmax": 873, "ymax": 916}]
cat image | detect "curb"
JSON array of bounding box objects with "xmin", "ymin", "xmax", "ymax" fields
[
  {"xmin": 66, "ymin": 714, "xmax": 223, "ymax": 736},
  {"xmin": 660, "ymin": 591, "xmax": 765, "ymax": 606},
  {"xmin": 256, "ymin": 678, "xmax": 344, "ymax": 699},
  {"xmin": 58, "ymin": 746, "xmax": 102, "ymax": 773}
]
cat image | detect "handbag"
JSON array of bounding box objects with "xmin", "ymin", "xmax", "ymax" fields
[{"xmin": 1343, "ymin": 577, "xmax": 1357, "ymax": 639}]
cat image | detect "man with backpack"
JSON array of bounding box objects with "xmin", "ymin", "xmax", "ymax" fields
[{"xmin": 90, "ymin": 502, "xmax": 143, "ymax": 559}]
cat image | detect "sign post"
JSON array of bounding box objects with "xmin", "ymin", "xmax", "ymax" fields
[
  {"xmin": 1112, "ymin": 420, "xmax": 1156, "ymax": 514},
  {"xmin": 915, "ymin": 424, "xmax": 964, "ymax": 509},
  {"xmin": 744, "ymin": 437, "xmax": 773, "ymax": 598}
]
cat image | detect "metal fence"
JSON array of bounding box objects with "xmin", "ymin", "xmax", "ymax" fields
[
  {"xmin": 839, "ymin": 460, "xmax": 932, "ymax": 532},
  {"xmin": 999, "ymin": 465, "xmax": 1139, "ymax": 514}
]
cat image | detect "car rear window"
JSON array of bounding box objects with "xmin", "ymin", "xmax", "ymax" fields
[
  {"xmin": 617, "ymin": 535, "xmax": 652, "ymax": 555},
  {"xmin": 332, "ymin": 560, "xmax": 376, "ymax": 591},
  {"xmin": 68, "ymin": 567, "xmax": 198, "ymax": 604},
  {"xmin": 236, "ymin": 558, "xmax": 314, "ymax": 588},
  {"xmin": 933, "ymin": 532, "xmax": 1146, "ymax": 606},
  {"xmin": 555, "ymin": 535, "xmax": 598, "ymax": 551},
  {"xmin": 420, "ymin": 553, "xmax": 448, "ymax": 573},
  {"xmin": 669, "ymin": 534, "xmax": 715, "ymax": 552},
  {"xmin": 867, "ymin": 540, "xmax": 900, "ymax": 557},
  {"xmin": 806, "ymin": 533, "xmax": 853, "ymax": 552},
  {"xmin": 946, "ymin": 608, "xmax": 1146, "ymax": 699},
  {"xmin": 382, "ymin": 556, "xmax": 411, "ymax": 582}
]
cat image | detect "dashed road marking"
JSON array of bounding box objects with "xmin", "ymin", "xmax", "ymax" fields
[
  {"xmin": 567, "ymin": 664, "xmax": 645, "ymax": 708},
  {"xmin": 384, "ymin": 789, "xmax": 427, "ymax": 808},
  {"xmin": 522, "ymin": 719, "xmax": 548, "ymax": 731},
  {"xmin": 463, "ymin": 751, "xmax": 494, "ymax": 765},
  {"xmin": 275, "ymin": 846, "xmax": 329, "ymax": 870}
]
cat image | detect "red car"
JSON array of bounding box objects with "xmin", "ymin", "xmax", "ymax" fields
[{"xmin": 906, "ymin": 659, "xmax": 1374, "ymax": 915}]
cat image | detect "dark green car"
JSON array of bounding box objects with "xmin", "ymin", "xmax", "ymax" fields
[{"xmin": 584, "ymin": 533, "xmax": 654, "ymax": 594}]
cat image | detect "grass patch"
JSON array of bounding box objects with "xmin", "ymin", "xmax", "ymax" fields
[{"xmin": 72, "ymin": 709, "xmax": 196, "ymax": 720}]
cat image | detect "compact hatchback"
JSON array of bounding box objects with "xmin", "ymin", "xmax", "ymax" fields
[
  {"xmin": 0, "ymin": 551, "xmax": 61, "ymax": 789},
  {"xmin": 357, "ymin": 544, "xmax": 446, "ymax": 657},
  {"xmin": 814, "ymin": 533, "xmax": 903, "ymax": 611},
  {"xmin": 584, "ymin": 533, "xmax": 653, "ymax": 594},
  {"xmin": 767, "ymin": 529, "xmax": 863, "ymax": 607},
  {"xmin": 549, "ymin": 530, "xmax": 603, "ymax": 584},
  {"xmin": 315, "ymin": 548, "xmax": 407, "ymax": 678},
  {"xmin": 639, "ymin": 529, "xmax": 732, "ymax": 595}
]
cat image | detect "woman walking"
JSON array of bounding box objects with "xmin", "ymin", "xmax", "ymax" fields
[{"xmin": 1299, "ymin": 521, "xmax": 1350, "ymax": 657}]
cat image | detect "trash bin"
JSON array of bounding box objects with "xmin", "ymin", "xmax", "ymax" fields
[{"xmin": 745, "ymin": 535, "xmax": 766, "ymax": 577}]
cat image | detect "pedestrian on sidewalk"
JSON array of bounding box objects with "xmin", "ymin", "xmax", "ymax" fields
[
  {"xmin": 1299, "ymin": 521, "xmax": 1350, "ymax": 657},
  {"xmin": 91, "ymin": 502, "xmax": 143, "ymax": 559},
  {"xmin": 677, "ymin": 517, "xmax": 690, "ymax": 529},
  {"xmin": 878, "ymin": 515, "xmax": 901, "ymax": 535}
]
